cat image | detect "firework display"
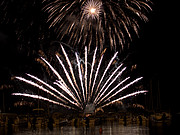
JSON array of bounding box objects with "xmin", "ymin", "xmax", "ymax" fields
[
  {"xmin": 12, "ymin": 45, "xmax": 147, "ymax": 112},
  {"xmin": 43, "ymin": 0, "xmax": 152, "ymax": 52}
]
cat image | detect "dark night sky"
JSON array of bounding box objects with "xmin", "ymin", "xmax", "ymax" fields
[
  {"xmin": 0, "ymin": 0, "xmax": 179, "ymax": 111},
  {"xmin": 132, "ymin": 0, "xmax": 178, "ymax": 110},
  {"xmin": 133, "ymin": 0, "xmax": 176, "ymax": 75}
]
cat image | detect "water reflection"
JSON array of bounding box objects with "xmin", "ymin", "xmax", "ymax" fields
[{"xmin": 10, "ymin": 121, "xmax": 149, "ymax": 135}]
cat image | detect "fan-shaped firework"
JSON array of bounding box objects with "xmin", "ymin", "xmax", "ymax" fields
[
  {"xmin": 43, "ymin": 0, "xmax": 152, "ymax": 52},
  {"xmin": 12, "ymin": 45, "xmax": 147, "ymax": 112}
]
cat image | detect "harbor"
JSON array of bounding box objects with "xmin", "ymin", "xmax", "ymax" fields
[{"xmin": 0, "ymin": 111, "xmax": 174, "ymax": 135}]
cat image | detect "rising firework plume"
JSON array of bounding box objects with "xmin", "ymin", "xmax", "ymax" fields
[
  {"xmin": 43, "ymin": 0, "xmax": 152, "ymax": 52},
  {"xmin": 12, "ymin": 44, "xmax": 147, "ymax": 112}
]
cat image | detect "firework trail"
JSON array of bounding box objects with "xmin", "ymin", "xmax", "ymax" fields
[
  {"xmin": 43, "ymin": 0, "xmax": 152, "ymax": 52},
  {"xmin": 12, "ymin": 44, "xmax": 147, "ymax": 112}
]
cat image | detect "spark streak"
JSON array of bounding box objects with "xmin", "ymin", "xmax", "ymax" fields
[
  {"xmin": 12, "ymin": 93, "xmax": 73, "ymax": 109},
  {"xmin": 101, "ymin": 90, "xmax": 148, "ymax": 108}
]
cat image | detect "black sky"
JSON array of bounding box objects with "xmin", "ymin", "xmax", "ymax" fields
[
  {"xmin": 133, "ymin": 0, "xmax": 176, "ymax": 76},
  {"xmin": 132, "ymin": 0, "xmax": 179, "ymax": 111}
]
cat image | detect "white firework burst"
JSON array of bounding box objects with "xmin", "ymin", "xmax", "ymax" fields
[
  {"xmin": 12, "ymin": 45, "xmax": 147, "ymax": 112},
  {"xmin": 82, "ymin": 0, "xmax": 103, "ymax": 20}
]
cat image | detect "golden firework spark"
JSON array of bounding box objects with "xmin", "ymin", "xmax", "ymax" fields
[
  {"xmin": 43, "ymin": 0, "xmax": 152, "ymax": 52},
  {"xmin": 82, "ymin": 0, "xmax": 102, "ymax": 20}
]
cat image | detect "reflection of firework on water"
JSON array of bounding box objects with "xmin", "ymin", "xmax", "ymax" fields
[
  {"xmin": 43, "ymin": 0, "xmax": 152, "ymax": 52},
  {"xmin": 12, "ymin": 45, "xmax": 147, "ymax": 111}
]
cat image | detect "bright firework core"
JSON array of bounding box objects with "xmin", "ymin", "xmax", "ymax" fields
[
  {"xmin": 90, "ymin": 8, "xmax": 96, "ymax": 14},
  {"xmin": 82, "ymin": 0, "xmax": 102, "ymax": 19}
]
